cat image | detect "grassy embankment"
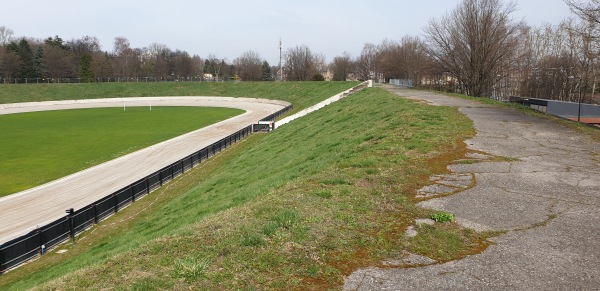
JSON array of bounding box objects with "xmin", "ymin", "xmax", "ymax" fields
[{"xmin": 0, "ymin": 84, "xmax": 488, "ymax": 290}]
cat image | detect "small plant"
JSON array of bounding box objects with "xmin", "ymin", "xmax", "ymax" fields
[
  {"xmin": 172, "ymin": 257, "xmax": 209, "ymax": 282},
  {"xmin": 430, "ymin": 211, "xmax": 455, "ymax": 222},
  {"xmin": 262, "ymin": 221, "xmax": 280, "ymax": 236},
  {"xmin": 313, "ymin": 190, "xmax": 333, "ymax": 199},
  {"xmin": 241, "ymin": 232, "xmax": 265, "ymax": 247},
  {"xmin": 272, "ymin": 209, "xmax": 301, "ymax": 229}
]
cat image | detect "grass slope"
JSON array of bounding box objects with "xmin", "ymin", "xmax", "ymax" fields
[
  {"xmin": 0, "ymin": 106, "xmax": 242, "ymax": 196},
  {"xmin": 0, "ymin": 87, "xmax": 488, "ymax": 290}
]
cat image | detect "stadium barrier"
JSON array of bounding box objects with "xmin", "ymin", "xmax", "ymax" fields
[{"xmin": 0, "ymin": 104, "xmax": 292, "ymax": 273}]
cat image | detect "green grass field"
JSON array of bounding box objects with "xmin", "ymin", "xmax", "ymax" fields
[
  {"xmin": 0, "ymin": 86, "xmax": 491, "ymax": 290},
  {"xmin": 0, "ymin": 106, "xmax": 243, "ymax": 196}
]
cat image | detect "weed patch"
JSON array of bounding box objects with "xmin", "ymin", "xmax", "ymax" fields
[{"xmin": 431, "ymin": 211, "xmax": 455, "ymax": 222}]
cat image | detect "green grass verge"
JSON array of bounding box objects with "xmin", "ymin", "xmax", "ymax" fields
[
  {"xmin": 0, "ymin": 106, "xmax": 243, "ymax": 196},
  {"xmin": 0, "ymin": 87, "xmax": 488, "ymax": 290}
]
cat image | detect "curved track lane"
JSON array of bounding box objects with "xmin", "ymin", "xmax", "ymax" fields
[{"xmin": 0, "ymin": 97, "xmax": 290, "ymax": 244}]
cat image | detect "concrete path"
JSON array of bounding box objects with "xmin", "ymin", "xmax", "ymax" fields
[
  {"xmin": 0, "ymin": 97, "xmax": 290, "ymax": 244},
  {"xmin": 345, "ymin": 87, "xmax": 600, "ymax": 290}
]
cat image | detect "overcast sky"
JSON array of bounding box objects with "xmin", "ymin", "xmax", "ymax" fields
[{"xmin": 1, "ymin": 0, "xmax": 572, "ymax": 65}]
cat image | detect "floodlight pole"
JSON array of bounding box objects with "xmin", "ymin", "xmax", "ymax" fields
[{"xmin": 279, "ymin": 38, "xmax": 282, "ymax": 81}]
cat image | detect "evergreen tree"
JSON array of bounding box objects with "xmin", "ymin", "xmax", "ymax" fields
[
  {"xmin": 34, "ymin": 47, "xmax": 44, "ymax": 78},
  {"xmin": 18, "ymin": 39, "xmax": 35, "ymax": 78},
  {"xmin": 203, "ymin": 59, "xmax": 214, "ymax": 75},
  {"xmin": 7, "ymin": 39, "xmax": 36, "ymax": 79},
  {"xmin": 45, "ymin": 35, "xmax": 68, "ymax": 50},
  {"xmin": 312, "ymin": 73, "xmax": 325, "ymax": 81},
  {"xmin": 79, "ymin": 54, "xmax": 94, "ymax": 82},
  {"xmin": 261, "ymin": 60, "xmax": 273, "ymax": 81}
]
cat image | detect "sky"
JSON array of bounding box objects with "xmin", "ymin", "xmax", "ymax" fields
[{"xmin": 1, "ymin": 0, "xmax": 573, "ymax": 65}]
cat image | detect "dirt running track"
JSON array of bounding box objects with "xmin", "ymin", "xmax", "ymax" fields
[{"xmin": 0, "ymin": 97, "xmax": 290, "ymax": 244}]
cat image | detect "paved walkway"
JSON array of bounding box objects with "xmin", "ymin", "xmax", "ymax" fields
[
  {"xmin": 0, "ymin": 97, "xmax": 290, "ymax": 244},
  {"xmin": 345, "ymin": 88, "xmax": 600, "ymax": 290}
]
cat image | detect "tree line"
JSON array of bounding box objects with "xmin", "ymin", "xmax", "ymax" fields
[
  {"xmin": 0, "ymin": 33, "xmax": 280, "ymax": 83},
  {"xmin": 307, "ymin": 0, "xmax": 600, "ymax": 104},
  {"xmin": 353, "ymin": 0, "xmax": 599, "ymax": 104},
  {"xmin": 1, "ymin": 0, "xmax": 598, "ymax": 104}
]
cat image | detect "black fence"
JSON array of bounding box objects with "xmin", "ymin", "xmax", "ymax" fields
[{"xmin": 0, "ymin": 104, "xmax": 292, "ymax": 274}]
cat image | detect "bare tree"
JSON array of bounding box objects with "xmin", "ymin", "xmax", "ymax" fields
[
  {"xmin": 141, "ymin": 43, "xmax": 169, "ymax": 78},
  {"xmin": 355, "ymin": 43, "xmax": 378, "ymax": 81},
  {"xmin": 167, "ymin": 50, "xmax": 190, "ymax": 80},
  {"xmin": 204, "ymin": 54, "xmax": 226, "ymax": 81},
  {"xmin": 509, "ymin": 19, "xmax": 599, "ymax": 103},
  {"xmin": 190, "ymin": 54, "xmax": 204, "ymax": 78},
  {"xmin": 399, "ymin": 36, "xmax": 429, "ymax": 85},
  {"xmin": 565, "ymin": 0, "xmax": 600, "ymax": 103},
  {"xmin": 68, "ymin": 36, "xmax": 101, "ymax": 59},
  {"xmin": 424, "ymin": 0, "xmax": 519, "ymax": 97},
  {"xmin": 0, "ymin": 26, "xmax": 14, "ymax": 46},
  {"xmin": 374, "ymin": 37, "xmax": 430, "ymax": 84},
  {"xmin": 330, "ymin": 52, "xmax": 353, "ymax": 81},
  {"xmin": 565, "ymin": 0, "xmax": 600, "ymax": 25},
  {"xmin": 375, "ymin": 39, "xmax": 402, "ymax": 81},
  {"xmin": 112, "ymin": 36, "xmax": 140, "ymax": 78},
  {"xmin": 233, "ymin": 50, "xmax": 263, "ymax": 81},
  {"xmin": 68, "ymin": 36, "xmax": 102, "ymax": 80},
  {"xmin": 284, "ymin": 45, "xmax": 321, "ymax": 81},
  {"xmin": 42, "ymin": 44, "xmax": 73, "ymax": 79},
  {"xmin": 0, "ymin": 46, "xmax": 22, "ymax": 82}
]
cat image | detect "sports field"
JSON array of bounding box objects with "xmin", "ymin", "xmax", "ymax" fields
[{"xmin": 0, "ymin": 106, "xmax": 243, "ymax": 196}]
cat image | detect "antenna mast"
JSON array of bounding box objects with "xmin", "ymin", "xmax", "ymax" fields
[{"xmin": 279, "ymin": 38, "xmax": 282, "ymax": 81}]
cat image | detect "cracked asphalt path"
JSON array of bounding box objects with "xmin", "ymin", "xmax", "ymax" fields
[{"xmin": 344, "ymin": 88, "xmax": 600, "ymax": 290}]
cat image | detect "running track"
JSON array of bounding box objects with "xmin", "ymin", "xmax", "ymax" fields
[{"xmin": 0, "ymin": 97, "xmax": 290, "ymax": 244}]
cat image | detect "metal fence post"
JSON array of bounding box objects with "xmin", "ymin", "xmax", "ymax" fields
[
  {"xmin": 37, "ymin": 227, "xmax": 43, "ymax": 255},
  {"xmin": 113, "ymin": 194, "xmax": 118, "ymax": 213},
  {"xmin": 0, "ymin": 248, "xmax": 4, "ymax": 273},
  {"xmin": 65, "ymin": 208, "xmax": 74, "ymax": 242},
  {"xmin": 93, "ymin": 204, "xmax": 98, "ymax": 224}
]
